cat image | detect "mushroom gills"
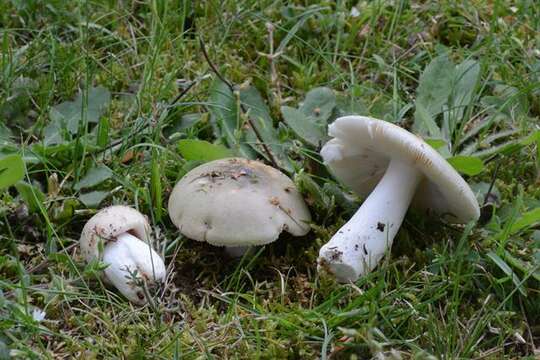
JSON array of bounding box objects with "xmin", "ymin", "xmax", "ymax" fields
[
  {"xmin": 318, "ymin": 158, "xmax": 422, "ymax": 282},
  {"xmin": 102, "ymin": 232, "xmax": 166, "ymax": 304}
]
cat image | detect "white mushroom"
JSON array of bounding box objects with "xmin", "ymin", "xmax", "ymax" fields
[
  {"xmin": 318, "ymin": 116, "xmax": 480, "ymax": 282},
  {"xmin": 168, "ymin": 158, "xmax": 311, "ymax": 255},
  {"xmin": 80, "ymin": 205, "xmax": 166, "ymax": 304}
]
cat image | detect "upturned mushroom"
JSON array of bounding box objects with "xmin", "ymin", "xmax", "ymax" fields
[
  {"xmin": 318, "ymin": 116, "xmax": 480, "ymax": 282},
  {"xmin": 80, "ymin": 205, "xmax": 166, "ymax": 304},
  {"xmin": 168, "ymin": 158, "xmax": 311, "ymax": 255}
]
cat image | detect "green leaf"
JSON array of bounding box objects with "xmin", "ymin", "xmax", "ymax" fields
[
  {"xmin": 486, "ymin": 251, "xmax": 527, "ymax": 296},
  {"xmin": 447, "ymin": 155, "xmax": 484, "ymax": 176},
  {"xmin": 300, "ymin": 87, "xmax": 336, "ymax": 122},
  {"xmin": 178, "ymin": 139, "xmax": 234, "ymax": 162},
  {"xmin": 509, "ymin": 208, "xmax": 540, "ymax": 235},
  {"xmin": 151, "ymin": 148, "xmax": 162, "ymax": 221},
  {"xmin": 449, "ymin": 60, "xmax": 480, "ymax": 125},
  {"xmin": 208, "ymin": 80, "xmax": 254, "ymax": 158},
  {"xmin": 0, "ymin": 123, "xmax": 13, "ymax": 145},
  {"xmin": 15, "ymin": 181, "xmax": 46, "ymax": 213},
  {"xmin": 240, "ymin": 86, "xmax": 293, "ymax": 171},
  {"xmin": 74, "ymin": 164, "xmax": 113, "ymax": 191},
  {"xmin": 414, "ymin": 102, "xmax": 443, "ymax": 139},
  {"xmin": 79, "ymin": 190, "xmax": 109, "ymax": 208},
  {"xmin": 45, "ymin": 86, "xmax": 111, "ymax": 145},
  {"xmin": 97, "ymin": 117, "xmax": 109, "ymax": 147},
  {"xmin": 424, "ymin": 138, "xmax": 447, "ymax": 150},
  {"xmin": 0, "ymin": 154, "xmax": 25, "ymax": 189},
  {"xmin": 416, "ymin": 54, "xmax": 454, "ymax": 117},
  {"xmin": 282, "ymin": 106, "xmax": 327, "ymax": 147}
]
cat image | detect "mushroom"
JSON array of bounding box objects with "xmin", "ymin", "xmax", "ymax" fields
[
  {"xmin": 318, "ymin": 116, "xmax": 480, "ymax": 282},
  {"xmin": 80, "ymin": 205, "xmax": 166, "ymax": 304},
  {"xmin": 168, "ymin": 158, "xmax": 311, "ymax": 255}
]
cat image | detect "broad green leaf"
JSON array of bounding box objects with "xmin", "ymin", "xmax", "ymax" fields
[
  {"xmin": 240, "ymin": 86, "xmax": 293, "ymax": 171},
  {"xmin": 486, "ymin": 251, "xmax": 527, "ymax": 296},
  {"xmin": 415, "ymin": 54, "xmax": 454, "ymax": 117},
  {"xmin": 49, "ymin": 86, "xmax": 111, "ymax": 135},
  {"xmin": 79, "ymin": 190, "xmax": 109, "ymax": 208},
  {"xmin": 0, "ymin": 123, "xmax": 12, "ymax": 144},
  {"xmin": 414, "ymin": 102, "xmax": 443, "ymax": 139},
  {"xmin": 424, "ymin": 138, "xmax": 447, "ymax": 150},
  {"xmin": 178, "ymin": 139, "xmax": 234, "ymax": 162},
  {"xmin": 74, "ymin": 164, "xmax": 113, "ymax": 191},
  {"xmin": 447, "ymin": 155, "xmax": 484, "ymax": 176},
  {"xmin": 15, "ymin": 181, "xmax": 46, "ymax": 213},
  {"xmin": 501, "ymin": 249, "xmax": 540, "ymax": 282},
  {"xmin": 0, "ymin": 154, "xmax": 25, "ymax": 189},
  {"xmin": 300, "ymin": 87, "xmax": 336, "ymax": 122},
  {"xmin": 335, "ymin": 95, "xmax": 368, "ymax": 117},
  {"xmin": 509, "ymin": 208, "xmax": 540, "ymax": 235},
  {"xmin": 282, "ymin": 106, "xmax": 327, "ymax": 147},
  {"xmin": 208, "ymin": 80, "xmax": 254, "ymax": 158},
  {"xmin": 449, "ymin": 60, "xmax": 480, "ymax": 126}
]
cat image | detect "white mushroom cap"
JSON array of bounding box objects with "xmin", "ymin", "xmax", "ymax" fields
[
  {"xmin": 168, "ymin": 158, "xmax": 311, "ymax": 247},
  {"xmin": 80, "ymin": 205, "xmax": 166, "ymax": 304},
  {"xmin": 321, "ymin": 116, "xmax": 479, "ymax": 222}
]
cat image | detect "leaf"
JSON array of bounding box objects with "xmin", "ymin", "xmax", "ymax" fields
[
  {"xmin": 449, "ymin": 60, "xmax": 480, "ymax": 125},
  {"xmin": 240, "ymin": 86, "xmax": 293, "ymax": 171},
  {"xmin": 15, "ymin": 181, "xmax": 46, "ymax": 213},
  {"xmin": 208, "ymin": 80, "xmax": 254, "ymax": 159},
  {"xmin": 300, "ymin": 87, "xmax": 336, "ymax": 122},
  {"xmin": 414, "ymin": 102, "xmax": 443, "ymax": 138},
  {"xmin": 509, "ymin": 208, "xmax": 540, "ymax": 235},
  {"xmin": 45, "ymin": 86, "xmax": 111, "ymax": 145},
  {"xmin": 74, "ymin": 164, "xmax": 113, "ymax": 191},
  {"xmin": 447, "ymin": 155, "xmax": 484, "ymax": 176},
  {"xmin": 0, "ymin": 123, "xmax": 13, "ymax": 145},
  {"xmin": 424, "ymin": 138, "xmax": 447, "ymax": 150},
  {"xmin": 486, "ymin": 251, "xmax": 527, "ymax": 296},
  {"xmin": 282, "ymin": 106, "xmax": 327, "ymax": 147},
  {"xmin": 79, "ymin": 190, "xmax": 109, "ymax": 208},
  {"xmin": 335, "ymin": 95, "xmax": 368, "ymax": 117},
  {"xmin": 416, "ymin": 54, "xmax": 454, "ymax": 117},
  {"xmin": 501, "ymin": 249, "xmax": 540, "ymax": 282},
  {"xmin": 178, "ymin": 139, "xmax": 234, "ymax": 162},
  {"xmin": 0, "ymin": 154, "xmax": 25, "ymax": 189}
]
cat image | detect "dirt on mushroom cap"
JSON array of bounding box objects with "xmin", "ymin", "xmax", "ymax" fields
[{"xmin": 168, "ymin": 158, "xmax": 312, "ymax": 246}]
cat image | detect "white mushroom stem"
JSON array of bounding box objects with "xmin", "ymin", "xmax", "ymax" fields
[
  {"xmin": 225, "ymin": 246, "xmax": 251, "ymax": 258},
  {"xmin": 318, "ymin": 159, "xmax": 422, "ymax": 282},
  {"xmin": 102, "ymin": 232, "xmax": 166, "ymax": 304}
]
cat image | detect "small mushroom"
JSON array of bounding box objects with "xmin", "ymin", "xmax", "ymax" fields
[
  {"xmin": 318, "ymin": 116, "xmax": 480, "ymax": 282},
  {"xmin": 168, "ymin": 158, "xmax": 311, "ymax": 255},
  {"xmin": 80, "ymin": 205, "xmax": 166, "ymax": 304}
]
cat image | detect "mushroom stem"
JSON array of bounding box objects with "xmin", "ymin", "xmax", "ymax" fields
[
  {"xmin": 102, "ymin": 232, "xmax": 166, "ymax": 304},
  {"xmin": 318, "ymin": 159, "xmax": 422, "ymax": 282},
  {"xmin": 225, "ymin": 246, "xmax": 251, "ymax": 258}
]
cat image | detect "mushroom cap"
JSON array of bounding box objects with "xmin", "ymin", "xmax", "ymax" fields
[
  {"xmin": 320, "ymin": 116, "xmax": 480, "ymax": 223},
  {"xmin": 168, "ymin": 158, "xmax": 311, "ymax": 246},
  {"xmin": 80, "ymin": 205, "xmax": 150, "ymax": 262}
]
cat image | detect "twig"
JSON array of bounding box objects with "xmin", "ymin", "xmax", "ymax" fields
[
  {"xmin": 198, "ymin": 36, "xmax": 280, "ymax": 169},
  {"xmin": 95, "ymin": 78, "xmax": 198, "ymax": 156},
  {"xmin": 483, "ymin": 161, "xmax": 501, "ymax": 207}
]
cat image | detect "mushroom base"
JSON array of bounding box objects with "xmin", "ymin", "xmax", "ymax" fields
[
  {"xmin": 225, "ymin": 245, "xmax": 252, "ymax": 258},
  {"xmin": 318, "ymin": 159, "xmax": 422, "ymax": 282},
  {"xmin": 103, "ymin": 232, "xmax": 166, "ymax": 304}
]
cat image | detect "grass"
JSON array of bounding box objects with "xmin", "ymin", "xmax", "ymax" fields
[{"xmin": 1, "ymin": 0, "xmax": 539, "ymax": 358}]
